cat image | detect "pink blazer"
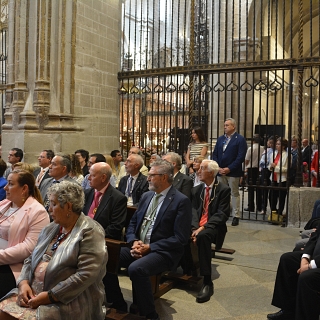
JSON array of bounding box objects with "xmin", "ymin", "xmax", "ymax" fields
[{"xmin": 0, "ymin": 196, "xmax": 49, "ymax": 280}]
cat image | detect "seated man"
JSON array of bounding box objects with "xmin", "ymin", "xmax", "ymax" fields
[
  {"xmin": 118, "ymin": 154, "xmax": 149, "ymax": 206},
  {"xmin": 105, "ymin": 159, "xmax": 192, "ymax": 319},
  {"xmin": 83, "ymin": 162, "xmax": 127, "ymax": 240},
  {"xmin": 267, "ymin": 226, "xmax": 320, "ymax": 320},
  {"xmin": 191, "ymin": 160, "xmax": 231, "ymax": 303}
]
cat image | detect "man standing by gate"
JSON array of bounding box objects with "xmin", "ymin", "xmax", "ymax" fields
[{"xmin": 212, "ymin": 118, "xmax": 247, "ymax": 226}]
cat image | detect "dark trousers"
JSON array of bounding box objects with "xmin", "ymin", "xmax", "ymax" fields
[
  {"xmin": 196, "ymin": 227, "xmax": 222, "ymax": 276},
  {"xmin": 105, "ymin": 247, "xmax": 173, "ymax": 317},
  {"xmin": 0, "ymin": 265, "xmax": 16, "ymax": 299},
  {"xmin": 269, "ymin": 181, "xmax": 287, "ymax": 215},
  {"xmin": 258, "ymin": 168, "xmax": 271, "ymax": 211},
  {"xmin": 246, "ymin": 167, "xmax": 261, "ymax": 210},
  {"xmin": 272, "ymin": 251, "xmax": 320, "ymax": 320}
]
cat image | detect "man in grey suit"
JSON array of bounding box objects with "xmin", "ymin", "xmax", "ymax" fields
[
  {"xmin": 33, "ymin": 149, "xmax": 55, "ymax": 188},
  {"xmin": 162, "ymin": 152, "xmax": 193, "ymax": 199},
  {"xmin": 40, "ymin": 153, "xmax": 78, "ymax": 211}
]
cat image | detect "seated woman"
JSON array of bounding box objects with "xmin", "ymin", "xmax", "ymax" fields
[
  {"xmin": 0, "ymin": 170, "xmax": 49, "ymax": 299},
  {"xmin": 69, "ymin": 154, "xmax": 84, "ymax": 185},
  {"xmin": 0, "ymin": 181, "xmax": 108, "ymax": 320},
  {"xmin": 189, "ymin": 156, "xmax": 205, "ymax": 186},
  {"xmin": 104, "ymin": 155, "xmax": 117, "ymax": 187}
]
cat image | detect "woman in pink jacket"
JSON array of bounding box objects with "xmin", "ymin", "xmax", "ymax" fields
[{"xmin": 0, "ymin": 170, "xmax": 49, "ymax": 298}]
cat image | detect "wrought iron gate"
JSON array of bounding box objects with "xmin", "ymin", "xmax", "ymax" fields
[{"xmin": 118, "ymin": 0, "xmax": 320, "ymax": 222}]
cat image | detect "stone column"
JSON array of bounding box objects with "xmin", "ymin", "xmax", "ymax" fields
[{"xmin": 2, "ymin": 0, "xmax": 122, "ymax": 165}]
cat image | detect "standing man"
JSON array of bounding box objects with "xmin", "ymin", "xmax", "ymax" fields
[
  {"xmin": 191, "ymin": 160, "xmax": 230, "ymax": 303},
  {"xmin": 302, "ymin": 138, "xmax": 311, "ymax": 165},
  {"xmin": 244, "ymin": 135, "xmax": 264, "ymax": 212},
  {"xmin": 83, "ymin": 162, "xmax": 127, "ymax": 240},
  {"xmin": 3, "ymin": 148, "xmax": 23, "ymax": 178},
  {"xmin": 81, "ymin": 153, "xmax": 106, "ymax": 190},
  {"xmin": 33, "ymin": 149, "xmax": 55, "ymax": 187},
  {"xmin": 289, "ymin": 136, "xmax": 298, "ymax": 186},
  {"xmin": 75, "ymin": 149, "xmax": 89, "ymax": 176},
  {"xmin": 106, "ymin": 159, "xmax": 192, "ymax": 318},
  {"xmin": 162, "ymin": 152, "xmax": 193, "ymax": 199},
  {"xmin": 118, "ymin": 154, "xmax": 149, "ymax": 206},
  {"xmin": 212, "ymin": 118, "xmax": 247, "ymax": 226}
]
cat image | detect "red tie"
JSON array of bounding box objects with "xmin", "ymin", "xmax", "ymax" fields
[
  {"xmin": 200, "ymin": 187, "xmax": 211, "ymax": 227},
  {"xmin": 88, "ymin": 191, "xmax": 102, "ymax": 219}
]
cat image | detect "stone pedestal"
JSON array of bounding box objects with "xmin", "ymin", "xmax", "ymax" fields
[
  {"xmin": 2, "ymin": 0, "xmax": 121, "ymax": 166},
  {"xmin": 288, "ymin": 187, "xmax": 320, "ymax": 227}
]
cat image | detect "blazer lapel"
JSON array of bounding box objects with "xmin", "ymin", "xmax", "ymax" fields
[
  {"xmin": 94, "ymin": 187, "xmax": 112, "ymax": 220},
  {"xmin": 152, "ymin": 186, "xmax": 175, "ymax": 230},
  {"xmin": 136, "ymin": 192, "xmax": 153, "ymax": 229}
]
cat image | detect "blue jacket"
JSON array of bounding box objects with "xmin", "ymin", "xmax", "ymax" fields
[
  {"xmin": 212, "ymin": 132, "xmax": 247, "ymax": 177},
  {"xmin": 0, "ymin": 177, "xmax": 7, "ymax": 201}
]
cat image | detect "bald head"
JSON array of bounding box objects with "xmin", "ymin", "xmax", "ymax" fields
[{"xmin": 88, "ymin": 162, "xmax": 112, "ymax": 190}]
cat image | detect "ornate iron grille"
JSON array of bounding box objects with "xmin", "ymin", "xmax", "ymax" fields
[
  {"xmin": 0, "ymin": 0, "xmax": 7, "ymax": 128},
  {"xmin": 119, "ymin": 0, "xmax": 320, "ymax": 222}
]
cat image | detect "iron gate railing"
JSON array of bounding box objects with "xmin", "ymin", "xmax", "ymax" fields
[{"xmin": 118, "ymin": 0, "xmax": 320, "ymax": 223}]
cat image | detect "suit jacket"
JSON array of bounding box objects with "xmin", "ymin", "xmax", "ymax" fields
[
  {"xmin": 33, "ymin": 167, "xmax": 51, "ymax": 188},
  {"xmin": 191, "ymin": 182, "xmax": 231, "ymax": 250},
  {"xmin": 126, "ymin": 186, "xmax": 192, "ymax": 269},
  {"xmin": 15, "ymin": 213, "xmax": 107, "ymax": 320},
  {"xmin": 173, "ymin": 171, "xmax": 193, "ymax": 199},
  {"xmin": 40, "ymin": 176, "xmax": 78, "ymax": 200},
  {"xmin": 302, "ymin": 145, "xmax": 312, "ymax": 164},
  {"xmin": 303, "ymin": 226, "xmax": 320, "ymax": 266},
  {"xmin": 0, "ymin": 197, "xmax": 50, "ymax": 280},
  {"xmin": 83, "ymin": 185, "xmax": 127, "ymax": 240},
  {"xmin": 212, "ymin": 132, "xmax": 247, "ymax": 177},
  {"xmin": 118, "ymin": 172, "xmax": 149, "ymax": 205}
]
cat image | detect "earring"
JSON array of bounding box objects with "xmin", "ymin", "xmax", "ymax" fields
[
  {"xmin": 67, "ymin": 213, "xmax": 70, "ymax": 218},
  {"xmin": 22, "ymin": 196, "xmax": 25, "ymax": 203}
]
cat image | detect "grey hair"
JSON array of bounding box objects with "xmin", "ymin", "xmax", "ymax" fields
[
  {"xmin": 47, "ymin": 181, "xmax": 84, "ymax": 215},
  {"xmin": 130, "ymin": 147, "xmax": 143, "ymax": 156},
  {"xmin": 225, "ymin": 118, "xmax": 236, "ymax": 127},
  {"xmin": 202, "ymin": 160, "xmax": 219, "ymax": 176},
  {"xmin": 55, "ymin": 153, "xmax": 72, "ymax": 173},
  {"xmin": 130, "ymin": 154, "xmax": 144, "ymax": 169},
  {"xmin": 165, "ymin": 152, "xmax": 182, "ymax": 170},
  {"xmin": 151, "ymin": 154, "xmax": 160, "ymax": 160},
  {"xmin": 150, "ymin": 159, "xmax": 174, "ymax": 183}
]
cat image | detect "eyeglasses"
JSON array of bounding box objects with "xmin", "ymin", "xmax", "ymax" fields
[
  {"xmin": 147, "ymin": 173, "xmax": 164, "ymax": 178},
  {"xmin": 51, "ymin": 232, "xmax": 68, "ymax": 251}
]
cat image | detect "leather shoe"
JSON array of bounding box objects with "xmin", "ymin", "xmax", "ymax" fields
[
  {"xmin": 196, "ymin": 283, "xmax": 214, "ymax": 303},
  {"xmin": 267, "ymin": 309, "xmax": 294, "ymax": 320},
  {"xmin": 231, "ymin": 217, "xmax": 239, "ymax": 226}
]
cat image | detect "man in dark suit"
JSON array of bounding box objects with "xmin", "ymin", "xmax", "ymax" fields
[
  {"xmin": 106, "ymin": 159, "xmax": 192, "ymax": 319},
  {"xmin": 118, "ymin": 154, "xmax": 149, "ymax": 205},
  {"xmin": 302, "ymin": 138, "xmax": 312, "ymax": 165},
  {"xmin": 33, "ymin": 149, "xmax": 55, "ymax": 188},
  {"xmin": 212, "ymin": 118, "xmax": 247, "ymax": 226},
  {"xmin": 267, "ymin": 225, "xmax": 320, "ymax": 320},
  {"xmin": 191, "ymin": 160, "xmax": 230, "ymax": 303},
  {"xmin": 39, "ymin": 153, "xmax": 78, "ymax": 211},
  {"xmin": 162, "ymin": 152, "xmax": 193, "ymax": 198},
  {"xmin": 83, "ymin": 162, "xmax": 127, "ymax": 240}
]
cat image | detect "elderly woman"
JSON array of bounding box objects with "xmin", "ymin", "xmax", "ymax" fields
[
  {"xmin": 0, "ymin": 170, "xmax": 49, "ymax": 299},
  {"xmin": 0, "ymin": 181, "xmax": 108, "ymax": 320}
]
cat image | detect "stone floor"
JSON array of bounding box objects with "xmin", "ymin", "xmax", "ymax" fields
[{"xmin": 118, "ymin": 219, "xmax": 300, "ymax": 320}]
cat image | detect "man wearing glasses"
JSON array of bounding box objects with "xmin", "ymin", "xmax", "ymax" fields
[{"xmin": 106, "ymin": 159, "xmax": 192, "ymax": 320}]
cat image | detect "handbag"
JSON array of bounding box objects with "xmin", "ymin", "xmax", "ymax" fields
[{"xmin": 268, "ymin": 211, "xmax": 283, "ymax": 224}]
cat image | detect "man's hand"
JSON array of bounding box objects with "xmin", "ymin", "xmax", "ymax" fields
[
  {"xmin": 130, "ymin": 240, "xmax": 150, "ymax": 259},
  {"xmin": 191, "ymin": 226, "xmax": 205, "ymax": 243},
  {"xmin": 219, "ymin": 167, "xmax": 230, "ymax": 175},
  {"xmin": 297, "ymin": 258, "xmax": 310, "ymax": 274}
]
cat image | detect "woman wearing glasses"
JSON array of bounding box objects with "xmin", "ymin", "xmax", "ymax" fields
[
  {"xmin": 0, "ymin": 170, "xmax": 49, "ymax": 299},
  {"xmin": 0, "ymin": 181, "xmax": 108, "ymax": 320}
]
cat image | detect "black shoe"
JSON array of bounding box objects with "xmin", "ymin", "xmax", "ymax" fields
[
  {"xmin": 111, "ymin": 301, "xmax": 127, "ymax": 313},
  {"xmin": 129, "ymin": 303, "xmax": 139, "ymax": 315},
  {"xmin": 196, "ymin": 283, "xmax": 214, "ymax": 303},
  {"xmin": 244, "ymin": 207, "xmax": 254, "ymax": 212},
  {"xmin": 267, "ymin": 309, "xmax": 294, "ymax": 320},
  {"xmin": 231, "ymin": 217, "xmax": 239, "ymax": 226}
]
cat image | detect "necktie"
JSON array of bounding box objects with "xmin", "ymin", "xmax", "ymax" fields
[
  {"xmin": 126, "ymin": 176, "xmax": 133, "ymax": 197},
  {"xmin": 199, "ymin": 186, "xmax": 211, "ymax": 226},
  {"xmin": 140, "ymin": 193, "xmax": 162, "ymax": 243},
  {"xmin": 88, "ymin": 191, "xmax": 102, "ymax": 219},
  {"xmin": 35, "ymin": 169, "xmax": 46, "ymax": 187}
]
